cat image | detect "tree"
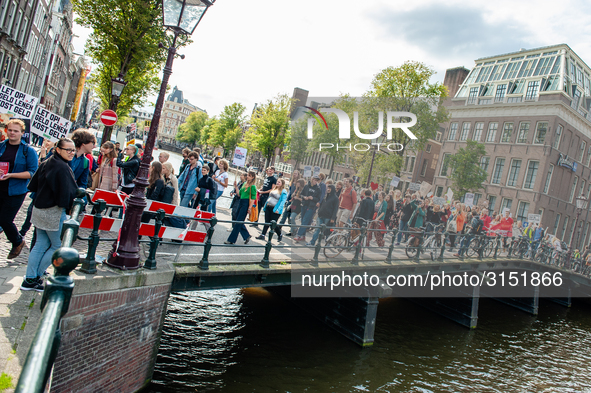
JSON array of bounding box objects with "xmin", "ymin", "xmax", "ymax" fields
[
  {"xmin": 285, "ymin": 117, "xmax": 310, "ymax": 170},
  {"xmin": 244, "ymin": 94, "xmax": 293, "ymax": 167},
  {"xmin": 208, "ymin": 103, "xmax": 247, "ymax": 156},
  {"xmin": 448, "ymin": 140, "xmax": 488, "ymax": 198},
  {"xmin": 362, "ymin": 61, "xmax": 449, "ymax": 181},
  {"xmin": 176, "ymin": 111, "xmax": 209, "ymax": 148},
  {"xmin": 72, "ymin": 0, "xmax": 192, "ymax": 141}
]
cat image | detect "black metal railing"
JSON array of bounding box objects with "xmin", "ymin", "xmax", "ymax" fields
[{"xmin": 15, "ymin": 191, "xmax": 86, "ymax": 393}]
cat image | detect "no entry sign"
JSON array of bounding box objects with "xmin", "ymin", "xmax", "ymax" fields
[{"xmin": 100, "ymin": 109, "xmax": 118, "ymax": 126}]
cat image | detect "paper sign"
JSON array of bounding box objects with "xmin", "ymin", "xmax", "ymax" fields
[
  {"xmin": 527, "ymin": 214, "xmax": 541, "ymax": 225},
  {"xmin": 0, "ymin": 85, "xmax": 37, "ymax": 118},
  {"xmin": 420, "ymin": 181, "xmax": 431, "ymax": 197},
  {"xmin": 445, "ymin": 188, "xmax": 454, "ymax": 203},
  {"xmin": 0, "ymin": 162, "xmax": 8, "ymax": 177},
  {"xmin": 232, "ymin": 147, "xmax": 247, "ymax": 167},
  {"xmin": 464, "ymin": 193, "xmax": 474, "ymax": 207},
  {"xmin": 409, "ymin": 182, "xmax": 421, "ymax": 192},
  {"xmin": 30, "ymin": 107, "xmax": 72, "ymax": 143},
  {"xmin": 303, "ymin": 165, "xmax": 312, "ymax": 177},
  {"xmin": 313, "ymin": 166, "xmax": 320, "ymax": 177},
  {"xmin": 433, "ymin": 197, "xmax": 446, "ymax": 206},
  {"xmin": 390, "ymin": 176, "xmax": 400, "ymax": 187}
]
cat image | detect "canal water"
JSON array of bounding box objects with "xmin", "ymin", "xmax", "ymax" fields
[{"xmin": 150, "ymin": 150, "xmax": 591, "ymax": 392}]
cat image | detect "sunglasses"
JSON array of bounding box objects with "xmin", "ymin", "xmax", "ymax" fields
[{"xmin": 59, "ymin": 148, "xmax": 76, "ymax": 153}]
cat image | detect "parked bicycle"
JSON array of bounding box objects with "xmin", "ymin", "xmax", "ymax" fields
[{"xmin": 405, "ymin": 224, "xmax": 445, "ymax": 260}]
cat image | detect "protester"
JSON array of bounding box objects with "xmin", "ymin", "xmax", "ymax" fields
[
  {"xmin": 97, "ymin": 141, "xmax": 118, "ymax": 192},
  {"xmin": 408, "ymin": 199, "xmax": 426, "ymax": 229},
  {"xmin": 162, "ymin": 162, "xmax": 179, "ymax": 205},
  {"xmin": 21, "ymin": 138, "xmax": 78, "ymax": 291},
  {"xmin": 225, "ymin": 170, "xmax": 257, "ymax": 245},
  {"xmin": 230, "ymin": 173, "xmax": 247, "ymax": 229},
  {"xmin": 336, "ymin": 178, "xmax": 357, "ymax": 227},
  {"xmin": 257, "ymin": 179, "xmax": 288, "ymax": 242},
  {"xmin": 0, "ymin": 119, "xmax": 38, "ymax": 259},
  {"xmin": 307, "ymin": 184, "xmax": 339, "ymax": 246},
  {"xmin": 455, "ymin": 213, "xmax": 484, "ymax": 257},
  {"xmin": 396, "ymin": 196, "xmax": 416, "ymax": 245},
  {"xmin": 117, "ymin": 144, "xmax": 141, "ymax": 195},
  {"xmin": 177, "ymin": 151, "xmax": 201, "ymax": 207},
  {"xmin": 135, "ymin": 143, "xmax": 144, "ymax": 158},
  {"xmin": 179, "ymin": 148, "xmax": 190, "ymax": 175},
  {"xmin": 146, "ymin": 161, "xmax": 165, "ymax": 201},
  {"xmin": 192, "ymin": 166, "xmax": 216, "ymax": 211},
  {"xmin": 114, "ymin": 142, "xmax": 121, "ymax": 156},
  {"xmin": 70, "ymin": 129, "xmax": 96, "ymax": 189},
  {"xmin": 254, "ymin": 166, "xmax": 277, "ymax": 227},
  {"xmin": 210, "ymin": 159, "xmax": 229, "ymax": 214},
  {"xmin": 285, "ymin": 179, "xmax": 305, "ymax": 237},
  {"xmin": 335, "ymin": 180, "xmax": 343, "ymax": 198},
  {"xmin": 293, "ymin": 175, "xmax": 321, "ymax": 242},
  {"xmin": 278, "ymin": 170, "xmax": 300, "ymax": 226}
]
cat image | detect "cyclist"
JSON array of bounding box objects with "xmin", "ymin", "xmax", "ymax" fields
[{"xmin": 454, "ymin": 213, "xmax": 484, "ymax": 257}]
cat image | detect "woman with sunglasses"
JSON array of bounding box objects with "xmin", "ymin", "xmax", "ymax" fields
[{"xmin": 21, "ymin": 138, "xmax": 79, "ymax": 292}]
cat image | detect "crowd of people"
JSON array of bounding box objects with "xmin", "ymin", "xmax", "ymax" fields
[{"xmin": 1, "ymin": 121, "xmax": 585, "ymax": 292}]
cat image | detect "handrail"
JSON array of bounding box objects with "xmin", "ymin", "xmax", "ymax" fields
[{"xmin": 15, "ymin": 191, "xmax": 86, "ymax": 393}]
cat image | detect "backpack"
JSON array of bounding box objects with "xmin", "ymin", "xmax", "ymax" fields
[
  {"xmin": 161, "ymin": 184, "xmax": 175, "ymax": 204},
  {"xmin": 472, "ymin": 218, "xmax": 484, "ymax": 234}
]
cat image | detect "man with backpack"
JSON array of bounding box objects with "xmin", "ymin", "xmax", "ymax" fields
[{"xmin": 454, "ymin": 213, "xmax": 484, "ymax": 257}]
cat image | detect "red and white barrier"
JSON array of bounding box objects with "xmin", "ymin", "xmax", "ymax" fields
[{"xmin": 79, "ymin": 214, "xmax": 207, "ymax": 243}]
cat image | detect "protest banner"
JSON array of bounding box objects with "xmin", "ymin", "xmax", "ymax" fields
[
  {"xmin": 303, "ymin": 166, "xmax": 312, "ymax": 178},
  {"xmin": 420, "ymin": 181, "xmax": 431, "ymax": 197},
  {"xmin": 30, "ymin": 107, "xmax": 72, "ymax": 143},
  {"xmin": 313, "ymin": 166, "xmax": 320, "ymax": 177},
  {"xmin": 390, "ymin": 176, "xmax": 400, "ymax": 187},
  {"xmin": 433, "ymin": 197, "xmax": 446, "ymax": 206},
  {"xmin": 232, "ymin": 147, "xmax": 247, "ymax": 167},
  {"xmin": 464, "ymin": 193, "xmax": 474, "ymax": 207},
  {"xmin": 409, "ymin": 182, "xmax": 421, "ymax": 192},
  {"xmin": 0, "ymin": 85, "xmax": 37, "ymax": 118},
  {"xmin": 528, "ymin": 214, "xmax": 541, "ymax": 226}
]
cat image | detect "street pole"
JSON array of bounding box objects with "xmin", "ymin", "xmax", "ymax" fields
[{"xmin": 106, "ymin": 32, "xmax": 180, "ymax": 270}]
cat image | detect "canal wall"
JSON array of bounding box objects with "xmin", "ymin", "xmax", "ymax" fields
[{"xmin": 50, "ymin": 264, "xmax": 175, "ymax": 393}]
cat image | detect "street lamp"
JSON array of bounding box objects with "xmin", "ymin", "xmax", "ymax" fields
[
  {"xmin": 366, "ymin": 133, "xmax": 387, "ymax": 188},
  {"xmin": 106, "ymin": 0, "xmax": 216, "ymax": 270},
  {"xmin": 569, "ymin": 195, "xmax": 588, "ymax": 258},
  {"xmin": 102, "ymin": 74, "xmax": 128, "ymax": 143}
]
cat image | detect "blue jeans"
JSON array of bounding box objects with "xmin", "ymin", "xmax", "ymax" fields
[
  {"xmin": 179, "ymin": 191, "xmax": 194, "ymax": 208},
  {"xmin": 208, "ymin": 189, "xmax": 224, "ymax": 214},
  {"xmin": 227, "ymin": 199, "xmax": 251, "ymax": 243},
  {"xmin": 309, "ymin": 217, "xmax": 330, "ymax": 245},
  {"xmin": 397, "ymin": 220, "xmax": 409, "ymax": 243},
  {"xmin": 26, "ymin": 210, "xmax": 66, "ymax": 279},
  {"xmin": 297, "ymin": 207, "xmax": 316, "ymax": 237}
]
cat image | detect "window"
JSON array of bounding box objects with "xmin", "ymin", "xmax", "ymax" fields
[
  {"xmin": 517, "ymin": 122, "xmax": 530, "ymax": 143},
  {"xmin": 420, "ymin": 159, "xmax": 428, "ymax": 176},
  {"xmin": 436, "ymin": 186, "xmax": 443, "ymax": 197},
  {"xmin": 459, "ymin": 123, "xmax": 470, "ymax": 141},
  {"xmin": 474, "ymin": 193, "xmax": 481, "ymax": 205},
  {"xmin": 426, "ymin": 144, "xmax": 432, "ymax": 153},
  {"xmin": 431, "ymin": 154, "xmax": 438, "ymax": 169},
  {"xmin": 534, "ymin": 122, "xmax": 548, "ymax": 144},
  {"xmin": 503, "ymin": 62, "xmax": 521, "ymax": 79},
  {"xmin": 486, "ymin": 122, "xmax": 498, "ymax": 142},
  {"xmin": 561, "ymin": 216, "xmax": 569, "ymax": 240},
  {"xmin": 473, "ymin": 122, "xmax": 484, "ymax": 141},
  {"xmin": 587, "ymin": 147, "xmax": 591, "ymax": 167},
  {"xmin": 580, "ymin": 141, "xmax": 586, "ymax": 162},
  {"xmin": 553, "ymin": 214, "xmax": 561, "ymax": 235},
  {"xmin": 570, "ymin": 176, "xmax": 578, "ymax": 203},
  {"xmin": 468, "ymin": 87, "xmax": 478, "ymax": 104},
  {"xmin": 440, "ymin": 154, "xmax": 451, "ymax": 177},
  {"xmin": 525, "ymin": 81, "xmax": 540, "ymax": 100},
  {"xmin": 534, "ymin": 56, "xmax": 555, "ymax": 76},
  {"xmin": 476, "ymin": 66, "xmax": 493, "ymax": 83},
  {"xmin": 495, "ymin": 84, "xmax": 507, "ymax": 102},
  {"xmin": 553, "ymin": 124, "xmax": 563, "ymax": 149},
  {"xmin": 492, "ymin": 158, "xmax": 505, "ymax": 184},
  {"xmin": 516, "ymin": 201, "xmax": 530, "ymax": 223},
  {"xmin": 501, "ymin": 198, "xmax": 513, "ymax": 213},
  {"xmin": 409, "ymin": 157, "xmax": 415, "ymax": 172},
  {"xmin": 572, "ymin": 89, "xmax": 582, "ymax": 110},
  {"xmin": 448, "ymin": 123, "xmax": 458, "ymax": 140},
  {"xmin": 545, "ymin": 75, "xmax": 560, "ymax": 91},
  {"xmin": 436, "ymin": 131, "xmax": 442, "ymax": 141},
  {"xmin": 403, "ymin": 156, "xmax": 409, "ymax": 172},
  {"xmin": 13, "ymin": 9, "xmax": 22, "ymax": 42},
  {"xmin": 488, "ymin": 195, "xmax": 497, "ymax": 215},
  {"xmin": 568, "ymin": 218, "xmax": 575, "ymax": 244},
  {"xmin": 480, "ymin": 156, "xmax": 490, "ymax": 173},
  {"xmin": 6, "ymin": 2, "xmax": 16, "ymax": 36},
  {"xmin": 518, "ymin": 60, "xmax": 537, "ymax": 78},
  {"xmin": 543, "ymin": 164, "xmax": 553, "ymax": 194},
  {"xmin": 580, "ymin": 180, "xmax": 586, "ymax": 200},
  {"xmin": 501, "ymin": 122, "xmax": 513, "ymax": 143},
  {"xmin": 523, "ymin": 161, "xmax": 539, "ymax": 189},
  {"xmin": 507, "ymin": 159, "xmax": 522, "ymax": 187}
]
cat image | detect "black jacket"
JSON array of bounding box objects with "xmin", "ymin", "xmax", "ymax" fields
[
  {"xmin": 28, "ymin": 154, "xmax": 78, "ymax": 210},
  {"xmin": 146, "ymin": 178, "xmax": 165, "ymax": 201},
  {"xmin": 301, "ymin": 182, "xmax": 321, "ymax": 209},
  {"xmin": 193, "ymin": 175, "xmax": 216, "ymax": 206},
  {"xmin": 318, "ymin": 185, "xmax": 339, "ymax": 220},
  {"xmin": 356, "ymin": 197, "xmax": 375, "ymax": 223},
  {"xmin": 117, "ymin": 154, "xmax": 141, "ymax": 186}
]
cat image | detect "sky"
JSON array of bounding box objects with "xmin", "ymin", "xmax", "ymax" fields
[{"xmin": 70, "ymin": 0, "xmax": 591, "ymax": 118}]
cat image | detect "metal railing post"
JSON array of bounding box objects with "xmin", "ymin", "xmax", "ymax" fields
[
  {"xmin": 260, "ymin": 220, "xmax": 276, "ymax": 268},
  {"xmin": 507, "ymin": 236, "xmax": 514, "ymax": 259},
  {"xmin": 493, "ymin": 236, "xmax": 500, "ymax": 259},
  {"xmin": 144, "ymin": 209, "xmax": 165, "ymax": 270},
  {"xmin": 519, "ymin": 239, "xmax": 527, "ymax": 259},
  {"xmin": 312, "ymin": 224, "xmax": 326, "ymax": 267},
  {"xmin": 438, "ymin": 232, "xmax": 446, "ymax": 262},
  {"xmin": 458, "ymin": 234, "xmax": 466, "ymax": 261},
  {"xmin": 199, "ymin": 217, "xmax": 217, "ymax": 270},
  {"xmin": 80, "ymin": 199, "xmax": 106, "ymax": 274},
  {"xmin": 414, "ymin": 231, "xmax": 422, "ymax": 263},
  {"xmin": 352, "ymin": 224, "xmax": 366, "ymax": 266},
  {"xmin": 477, "ymin": 235, "xmax": 484, "ymax": 261},
  {"xmin": 386, "ymin": 229, "xmax": 397, "ymax": 264}
]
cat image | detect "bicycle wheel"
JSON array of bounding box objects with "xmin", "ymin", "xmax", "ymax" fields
[
  {"xmin": 323, "ymin": 234, "xmax": 347, "ymax": 258},
  {"xmin": 583, "ymin": 265, "xmax": 591, "ymax": 277},
  {"xmin": 466, "ymin": 238, "xmax": 480, "ymax": 258},
  {"xmin": 534, "ymin": 249, "xmax": 545, "ymax": 264},
  {"xmin": 510, "ymin": 240, "xmax": 522, "ymax": 257},
  {"xmin": 483, "ymin": 241, "xmax": 495, "ymax": 257},
  {"xmin": 405, "ymin": 237, "xmax": 418, "ymax": 259}
]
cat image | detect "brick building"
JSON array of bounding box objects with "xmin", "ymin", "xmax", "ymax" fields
[
  {"xmin": 433, "ymin": 44, "xmax": 591, "ymax": 247},
  {"xmin": 157, "ymin": 86, "xmax": 205, "ymax": 142}
]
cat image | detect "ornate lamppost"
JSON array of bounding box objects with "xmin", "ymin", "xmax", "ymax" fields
[
  {"xmin": 102, "ymin": 74, "xmax": 128, "ymax": 143},
  {"xmin": 107, "ymin": 0, "xmax": 216, "ymax": 270}
]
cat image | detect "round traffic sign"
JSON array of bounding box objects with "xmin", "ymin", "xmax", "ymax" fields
[{"xmin": 100, "ymin": 110, "xmax": 118, "ymax": 126}]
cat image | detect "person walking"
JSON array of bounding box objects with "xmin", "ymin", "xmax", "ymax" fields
[
  {"xmin": 0, "ymin": 119, "xmax": 38, "ymax": 259},
  {"xmin": 293, "ymin": 175, "xmax": 321, "ymax": 242},
  {"xmin": 162, "ymin": 162, "xmax": 179, "ymax": 205},
  {"xmin": 21, "ymin": 138, "xmax": 78, "ymax": 291},
  {"xmin": 192, "ymin": 166, "xmax": 216, "ymax": 211},
  {"xmin": 336, "ymin": 178, "xmax": 357, "ymax": 228},
  {"xmin": 179, "ymin": 148, "xmax": 190, "ymax": 175},
  {"xmin": 307, "ymin": 184, "xmax": 339, "ymax": 246},
  {"xmin": 225, "ymin": 171, "xmax": 257, "ymax": 244},
  {"xmin": 210, "ymin": 159, "xmax": 229, "ymax": 214},
  {"xmin": 97, "ymin": 141, "xmax": 118, "ymax": 192},
  {"xmin": 229, "ymin": 173, "xmax": 247, "ymax": 230},
  {"xmin": 254, "ymin": 166, "xmax": 277, "ymax": 227},
  {"xmin": 256, "ymin": 179, "xmax": 288, "ymax": 242},
  {"xmin": 177, "ymin": 151, "xmax": 202, "ymax": 207},
  {"xmin": 117, "ymin": 144, "xmax": 141, "ymax": 195},
  {"xmin": 284, "ymin": 179, "xmax": 305, "ymax": 237}
]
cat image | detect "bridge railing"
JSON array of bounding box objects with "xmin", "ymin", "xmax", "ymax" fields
[
  {"xmin": 71, "ymin": 198, "xmax": 591, "ymax": 278},
  {"xmin": 15, "ymin": 192, "xmax": 86, "ymax": 393}
]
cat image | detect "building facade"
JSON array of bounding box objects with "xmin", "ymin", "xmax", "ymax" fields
[
  {"xmin": 433, "ymin": 44, "xmax": 591, "ymax": 248},
  {"xmin": 157, "ymin": 86, "xmax": 205, "ymax": 143}
]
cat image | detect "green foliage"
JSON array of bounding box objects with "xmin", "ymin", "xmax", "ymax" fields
[
  {"xmin": 286, "ymin": 117, "xmax": 310, "ymax": 169},
  {"xmin": 448, "ymin": 140, "xmax": 488, "ymax": 198},
  {"xmin": 0, "ymin": 373, "xmax": 12, "ymax": 390},
  {"xmin": 244, "ymin": 94, "xmax": 293, "ymax": 166},
  {"xmin": 73, "ymin": 0, "xmax": 192, "ymax": 118},
  {"xmin": 176, "ymin": 111, "xmax": 209, "ymax": 147},
  {"xmin": 209, "ymin": 103, "xmax": 247, "ymax": 155}
]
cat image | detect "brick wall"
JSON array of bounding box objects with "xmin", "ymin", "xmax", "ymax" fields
[{"xmin": 51, "ymin": 283, "xmax": 171, "ymax": 393}]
